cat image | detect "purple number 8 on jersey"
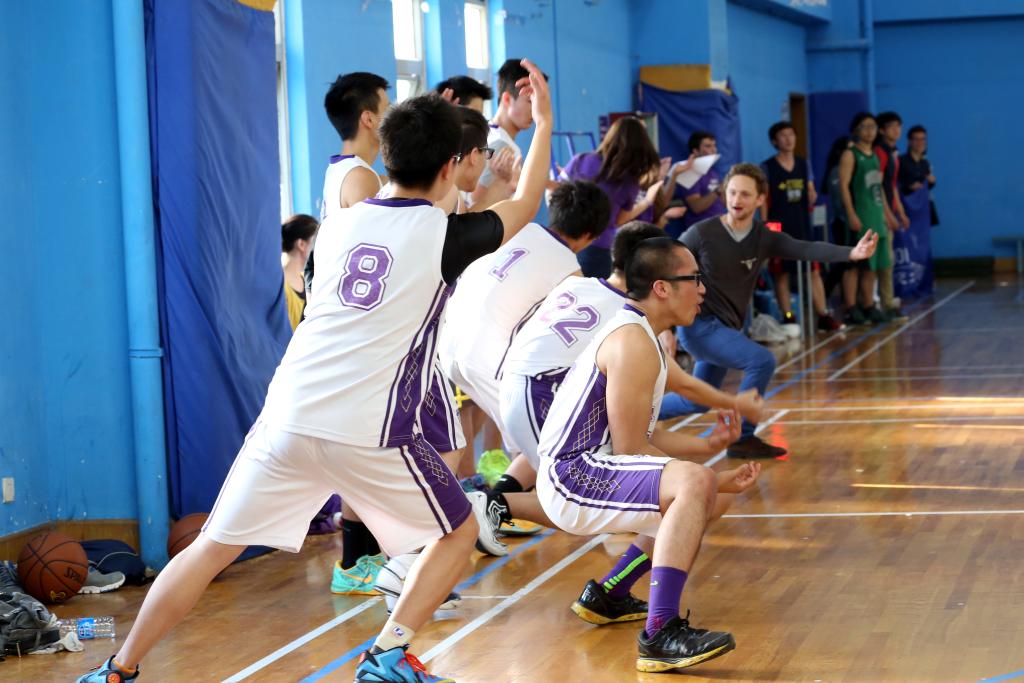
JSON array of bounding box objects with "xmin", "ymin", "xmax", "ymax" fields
[{"xmin": 338, "ymin": 243, "xmax": 393, "ymax": 310}]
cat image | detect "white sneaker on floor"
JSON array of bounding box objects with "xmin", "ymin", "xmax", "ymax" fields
[
  {"xmin": 78, "ymin": 567, "xmax": 126, "ymax": 594},
  {"xmin": 466, "ymin": 491, "xmax": 509, "ymax": 556},
  {"xmin": 375, "ymin": 552, "xmax": 462, "ymax": 613}
]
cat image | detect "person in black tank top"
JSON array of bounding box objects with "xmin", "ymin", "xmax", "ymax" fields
[{"xmin": 761, "ymin": 122, "xmax": 843, "ymax": 333}]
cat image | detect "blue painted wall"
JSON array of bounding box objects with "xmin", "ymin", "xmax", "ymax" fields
[
  {"xmin": 726, "ymin": 1, "xmax": 809, "ymax": 165},
  {"xmin": 874, "ymin": 17, "xmax": 1024, "ymax": 260},
  {"xmin": 294, "ymin": 0, "xmax": 397, "ymax": 216},
  {"xmin": 0, "ymin": 2, "xmax": 138, "ymax": 536}
]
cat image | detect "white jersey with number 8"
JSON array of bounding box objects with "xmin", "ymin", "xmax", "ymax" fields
[{"xmin": 261, "ymin": 198, "xmax": 450, "ymax": 448}]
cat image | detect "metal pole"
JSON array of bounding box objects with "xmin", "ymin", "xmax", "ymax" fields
[{"xmin": 111, "ymin": 0, "xmax": 171, "ymax": 568}]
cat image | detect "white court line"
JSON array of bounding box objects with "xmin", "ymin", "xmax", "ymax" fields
[
  {"xmin": 702, "ymin": 409, "xmax": 790, "ymax": 468},
  {"xmin": 774, "ymin": 328, "xmax": 848, "ymax": 372},
  {"xmin": 421, "ymin": 534, "xmax": 609, "ymax": 663},
  {"xmin": 826, "ymin": 281, "xmax": 975, "ymax": 381},
  {"xmin": 763, "ymin": 415, "xmax": 1024, "ymax": 427},
  {"xmin": 222, "ymin": 598, "xmax": 380, "ymax": 682},
  {"xmin": 668, "ymin": 415, "xmax": 1024, "ymax": 429},
  {"xmin": 825, "ymin": 373, "xmax": 1024, "ymax": 382},
  {"xmin": 723, "ymin": 509, "xmax": 1024, "ymax": 520},
  {"xmin": 765, "ymin": 402, "xmax": 1024, "ymax": 413},
  {"xmin": 667, "ymin": 413, "xmax": 702, "ymax": 432},
  {"xmin": 777, "ymin": 363, "xmax": 1024, "ymax": 374}
]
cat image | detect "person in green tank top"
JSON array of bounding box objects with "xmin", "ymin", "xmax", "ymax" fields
[{"xmin": 838, "ymin": 112, "xmax": 891, "ymax": 325}]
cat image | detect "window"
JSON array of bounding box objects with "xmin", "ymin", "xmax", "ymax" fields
[
  {"xmin": 273, "ymin": 1, "xmax": 293, "ymax": 219},
  {"xmin": 464, "ymin": 1, "xmax": 489, "ymax": 72},
  {"xmin": 392, "ymin": 0, "xmax": 426, "ymax": 102},
  {"xmin": 464, "ymin": 1, "xmax": 490, "ymax": 115}
]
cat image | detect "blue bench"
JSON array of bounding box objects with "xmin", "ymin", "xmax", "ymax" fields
[{"xmin": 994, "ymin": 236, "xmax": 1024, "ymax": 275}]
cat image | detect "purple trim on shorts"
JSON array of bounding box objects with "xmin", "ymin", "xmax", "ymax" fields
[
  {"xmin": 363, "ymin": 197, "xmax": 433, "ymax": 208},
  {"xmin": 206, "ymin": 419, "xmax": 262, "ymax": 530},
  {"xmin": 419, "ymin": 367, "xmax": 460, "ymax": 454},
  {"xmin": 546, "ymin": 459, "xmax": 663, "ymax": 514},
  {"xmin": 380, "ymin": 282, "xmax": 448, "ymax": 446},
  {"xmin": 489, "ymin": 123, "xmax": 500, "ymax": 129},
  {"xmin": 330, "ymin": 154, "xmax": 355, "ymax": 164},
  {"xmin": 623, "ymin": 303, "xmax": 646, "ymax": 317},
  {"xmin": 493, "ymin": 298, "xmax": 544, "ymax": 380},
  {"xmin": 402, "ymin": 439, "xmax": 472, "ymax": 535},
  {"xmin": 525, "ymin": 369, "xmax": 567, "ymax": 441},
  {"xmin": 598, "ymin": 278, "xmax": 627, "ymax": 297}
]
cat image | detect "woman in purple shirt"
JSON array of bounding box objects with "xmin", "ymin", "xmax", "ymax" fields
[{"xmin": 563, "ymin": 117, "xmax": 662, "ymax": 277}]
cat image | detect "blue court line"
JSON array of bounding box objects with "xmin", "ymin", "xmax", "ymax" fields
[
  {"xmin": 979, "ymin": 667, "xmax": 1024, "ymax": 683},
  {"xmin": 298, "ymin": 529, "xmax": 557, "ymax": 682}
]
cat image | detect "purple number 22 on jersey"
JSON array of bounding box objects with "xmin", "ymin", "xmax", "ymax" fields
[
  {"xmin": 551, "ymin": 305, "xmax": 600, "ymax": 346},
  {"xmin": 338, "ymin": 243, "xmax": 393, "ymax": 310},
  {"xmin": 489, "ymin": 248, "xmax": 529, "ymax": 281}
]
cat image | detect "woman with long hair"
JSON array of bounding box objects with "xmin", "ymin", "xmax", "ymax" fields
[{"xmin": 562, "ymin": 116, "xmax": 666, "ymax": 277}]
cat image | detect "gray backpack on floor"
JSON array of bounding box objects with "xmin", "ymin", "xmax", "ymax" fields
[{"xmin": 0, "ymin": 591, "xmax": 59, "ymax": 657}]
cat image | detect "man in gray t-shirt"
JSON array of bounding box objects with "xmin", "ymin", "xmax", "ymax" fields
[{"xmin": 663, "ymin": 163, "xmax": 877, "ymax": 459}]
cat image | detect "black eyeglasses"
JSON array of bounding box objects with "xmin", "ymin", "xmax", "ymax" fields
[
  {"xmin": 478, "ymin": 147, "xmax": 495, "ymax": 159},
  {"xmin": 658, "ymin": 273, "xmax": 704, "ymax": 287}
]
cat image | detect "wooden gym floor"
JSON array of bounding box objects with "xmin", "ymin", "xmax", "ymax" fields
[{"xmin": 15, "ymin": 275, "xmax": 1024, "ymax": 683}]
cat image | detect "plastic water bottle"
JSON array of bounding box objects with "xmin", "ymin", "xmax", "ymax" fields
[{"xmin": 57, "ymin": 617, "xmax": 116, "ymax": 639}]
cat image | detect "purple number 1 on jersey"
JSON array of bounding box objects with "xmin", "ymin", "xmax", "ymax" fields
[
  {"xmin": 551, "ymin": 305, "xmax": 600, "ymax": 346},
  {"xmin": 338, "ymin": 243, "xmax": 393, "ymax": 310},
  {"xmin": 489, "ymin": 248, "xmax": 529, "ymax": 281}
]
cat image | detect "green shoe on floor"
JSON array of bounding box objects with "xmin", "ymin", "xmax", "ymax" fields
[
  {"xmin": 331, "ymin": 554, "xmax": 384, "ymax": 595},
  {"xmin": 477, "ymin": 448, "xmax": 511, "ymax": 487}
]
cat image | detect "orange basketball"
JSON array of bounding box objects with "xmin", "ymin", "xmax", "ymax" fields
[
  {"xmin": 167, "ymin": 513, "xmax": 208, "ymax": 559},
  {"xmin": 17, "ymin": 532, "xmax": 89, "ymax": 604}
]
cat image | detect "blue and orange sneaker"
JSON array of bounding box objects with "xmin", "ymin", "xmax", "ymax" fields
[
  {"xmin": 355, "ymin": 646, "xmax": 454, "ymax": 682},
  {"xmin": 76, "ymin": 656, "xmax": 139, "ymax": 683}
]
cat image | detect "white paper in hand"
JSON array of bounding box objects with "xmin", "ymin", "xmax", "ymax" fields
[{"xmin": 675, "ymin": 154, "xmax": 721, "ymax": 190}]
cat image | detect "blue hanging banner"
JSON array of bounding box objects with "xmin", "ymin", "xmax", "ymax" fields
[
  {"xmin": 893, "ymin": 185, "xmax": 934, "ymax": 299},
  {"xmin": 145, "ymin": 0, "xmax": 290, "ymax": 518}
]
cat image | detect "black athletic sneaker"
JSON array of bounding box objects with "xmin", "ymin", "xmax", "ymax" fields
[
  {"xmin": 726, "ymin": 434, "xmax": 787, "ymax": 459},
  {"xmin": 865, "ymin": 306, "xmax": 887, "ymax": 325},
  {"xmin": 636, "ymin": 613, "xmax": 735, "ymax": 673},
  {"xmin": 571, "ymin": 579, "xmax": 648, "ymax": 625}
]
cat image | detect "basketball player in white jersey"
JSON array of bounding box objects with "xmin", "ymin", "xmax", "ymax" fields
[
  {"xmin": 77, "ymin": 59, "xmax": 554, "ymax": 683},
  {"xmin": 536, "ymin": 237, "xmax": 757, "ymax": 674},
  {"xmin": 437, "ymin": 181, "xmax": 611, "ymax": 541},
  {"xmin": 306, "ymin": 72, "xmax": 393, "ymax": 599},
  {"xmin": 469, "ymin": 59, "xmax": 543, "ymax": 211},
  {"xmin": 373, "ymin": 105, "xmax": 505, "ymax": 612},
  {"xmin": 499, "ymin": 221, "xmax": 764, "ymax": 466},
  {"xmin": 487, "ymin": 223, "xmax": 763, "ymax": 529}
]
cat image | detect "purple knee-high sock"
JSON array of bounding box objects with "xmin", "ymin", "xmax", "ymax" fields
[
  {"xmin": 644, "ymin": 566, "xmax": 688, "ymax": 637},
  {"xmin": 599, "ymin": 544, "xmax": 652, "ymax": 598}
]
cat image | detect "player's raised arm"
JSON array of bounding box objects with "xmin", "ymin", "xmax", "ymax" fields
[{"xmin": 489, "ymin": 58, "xmax": 553, "ymax": 244}]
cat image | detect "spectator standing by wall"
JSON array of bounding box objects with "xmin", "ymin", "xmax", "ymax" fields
[
  {"xmin": 874, "ymin": 111, "xmax": 909, "ymax": 320},
  {"xmin": 761, "ymin": 121, "xmax": 843, "ymax": 333},
  {"xmin": 281, "ymin": 214, "xmax": 318, "ymax": 331},
  {"xmin": 838, "ymin": 113, "xmax": 891, "ymax": 325},
  {"xmin": 899, "ymin": 124, "xmax": 938, "ymax": 225}
]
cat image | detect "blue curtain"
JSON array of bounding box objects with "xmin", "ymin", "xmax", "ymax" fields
[
  {"xmin": 638, "ymin": 83, "xmax": 742, "ymax": 176},
  {"xmin": 146, "ymin": 0, "xmax": 290, "ymax": 518},
  {"xmin": 807, "ymin": 90, "xmax": 869, "ymax": 193}
]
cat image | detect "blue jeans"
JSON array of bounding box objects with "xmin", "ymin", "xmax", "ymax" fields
[{"xmin": 660, "ymin": 315, "xmax": 776, "ymax": 437}]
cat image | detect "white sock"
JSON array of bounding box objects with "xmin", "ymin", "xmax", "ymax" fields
[{"xmin": 373, "ymin": 619, "xmax": 415, "ymax": 652}]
